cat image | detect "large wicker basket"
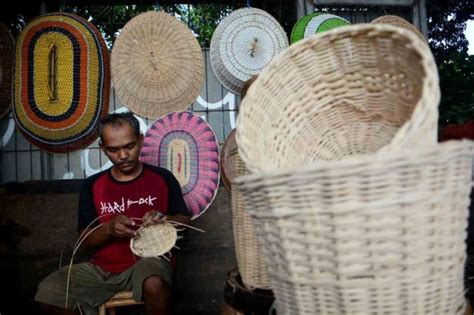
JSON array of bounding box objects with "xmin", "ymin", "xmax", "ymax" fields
[
  {"xmin": 236, "ymin": 24, "xmax": 439, "ymax": 173},
  {"xmin": 231, "ymin": 140, "xmax": 271, "ymax": 289},
  {"xmin": 234, "ymin": 140, "xmax": 474, "ymax": 315}
]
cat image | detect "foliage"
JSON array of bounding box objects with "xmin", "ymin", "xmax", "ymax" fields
[
  {"xmin": 66, "ymin": 4, "xmax": 232, "ymax": 48},
  {"xmin": 427, "ymin": 0, "xmax": 474, "ymax": 126},
  {"xmin": 437, "ymin": 51, "xmax": 474, "ymax": 125}
]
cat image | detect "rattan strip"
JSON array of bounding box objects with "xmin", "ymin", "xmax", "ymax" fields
[{"xmin": 371, "ymin": 15, "xmax": 426, "ymax": 42}]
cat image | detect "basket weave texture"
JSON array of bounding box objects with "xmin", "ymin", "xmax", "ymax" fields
[
  {"xmin": 140, "ymin": 111, "xmax": 220, "ymax": 218},
  {"xmin": 130, "ymin": 223, "xmax": 177, "ymax": 258},
  {"xmin": 112, "ymin": 11, "xmax": 204, "ymax": 118},
  {"xmin": 236, "ymin": 24, "xmax": 439, "ymax": 173},
  {"xmin": 210, "ymin": 7, "xmax": 288, "ymax": 95},
  {"xmin": 231, "ymin": 139, "xmax": 271, "ymax": 290},
  {"xmin": 13, "ymin": 13, "xmax": 110, "ymax": 153},
  {"xmin": 234, "ymin": 140, "xmax": 474, "ymax": 315}
]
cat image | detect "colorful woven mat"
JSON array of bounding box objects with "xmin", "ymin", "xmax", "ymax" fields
[
  {"xmin": 0, "ymin": 23, "xmax": 14, "ymax": 118},
  {"xmin": 140, "ymin": 111, "xmax": 220, "ymax": 218},
  {"xmin": 14, "ymin": 13, "xmax": 110, "ymax": 153},
  {"xmin": 291, "ymin": 12, "xmax": 350, "ymax": 43}
]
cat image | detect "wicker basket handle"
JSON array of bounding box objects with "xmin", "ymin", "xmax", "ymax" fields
[{"xmin": 48, "ymin": 44, "xmax": 58, "ymax": 102}]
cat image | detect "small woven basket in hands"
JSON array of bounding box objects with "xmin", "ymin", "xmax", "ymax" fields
[
  {"xmin": 130, "ymin": 223, "xmax": 177, "ymax": 258},
  {"xmin": 229, "ymin": 131, "xmax": 271, "ymax": 290},
  {"xmin": 236, "ymin": 24, "xmax": 439, "ymax": 173},
  {"xmin": 234, "ymin": 140, "xmax": 474, "ymax": 315}
]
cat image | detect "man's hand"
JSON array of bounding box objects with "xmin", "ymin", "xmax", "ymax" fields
[
  {"xmin": 106, "ymin": 215, "xmax": 137, "ymax": 238},
  {"xmin": 142, "ymin": 210, "xmax": 167, "ymax": 227}
]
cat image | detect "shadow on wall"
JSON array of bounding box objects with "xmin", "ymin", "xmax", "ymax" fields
[{"xmin": 0, "ymin": 180, "xmax": 236, "ymax": 315}]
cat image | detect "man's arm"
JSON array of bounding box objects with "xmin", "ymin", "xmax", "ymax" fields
[
  {"xmin": 77, "ymin": 175, "xmax": 138, "ymax": 249},
  {"xmin": 79, "ymin": 215, "xmax": 138, "ymax": 249}
]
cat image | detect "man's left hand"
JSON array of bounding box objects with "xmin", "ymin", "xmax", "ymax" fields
[{"xmin": 142, "ymin": 210, "xmax": 167, "ymax": 227}]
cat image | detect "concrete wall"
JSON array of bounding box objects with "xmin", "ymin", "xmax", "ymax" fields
[{"xmin": 0, "ymin": 180, "xmax": 236, "ymax": 315}]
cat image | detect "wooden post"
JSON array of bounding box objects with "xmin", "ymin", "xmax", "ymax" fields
[{"xmin": 296, "ymin": 0, "xmax": 314, "ymax": 19}]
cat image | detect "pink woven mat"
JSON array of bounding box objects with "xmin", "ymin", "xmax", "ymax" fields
[{"xmin": 140, "ymin": 111, "xmax": 220, "ymax": 218}]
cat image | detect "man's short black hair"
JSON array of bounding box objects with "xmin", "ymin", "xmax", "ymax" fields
[{"xmin": 97, "ymin": 112, "xmax": 140, "ymax": 142}]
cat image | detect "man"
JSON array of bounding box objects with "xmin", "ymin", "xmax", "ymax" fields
[{"xmin": 35, "ymin": 112, "xmax": 191, "ymax": 315}]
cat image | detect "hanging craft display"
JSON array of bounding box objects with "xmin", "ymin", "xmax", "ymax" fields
[
  {"xmin": 140, "ymin": 111, "xmax": 220, "ymax": 218},
  {"xmin": 210, "ymin": 7, "xmax": 288, "ymax": 95},
  {"xmin": 111, "ymin": 11, "xmax": 204, "ymax": 119},
  {"xmin": 0, "ymin": 23, "xmax": 15, "ymax": 118},
  {"xmin": 291, "ymin": 12, "xmax": 350, "ymax": 43},
  {"xmin": 13, "ymin": 13, "xmax": 110, "ymax": 153},
  {"xmin": 371, "ymin": 15, "xmax": 426, "ymax": 41}
]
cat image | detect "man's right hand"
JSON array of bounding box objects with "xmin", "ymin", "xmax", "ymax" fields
[{"xmin": 106, "ymin": 215, "xmax": 137, "ymax": 238}]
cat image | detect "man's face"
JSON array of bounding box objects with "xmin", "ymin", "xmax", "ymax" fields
[{"xmin": 100, "ymin": 123, "xmax": 143, "ymax": 175}]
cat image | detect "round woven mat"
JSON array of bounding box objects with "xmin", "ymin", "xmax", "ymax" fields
[
  {"xmin": 371, "ymin": 15, "xmax": 425, "ymax": 42},
  {"xmin": 13, "ymin": 13, "xmax": 110, "ymax": 153},
  {"xmin": 140, "ymin": 111, "xmax": 220, "ymax": 218},
  {"xmin": 210, "ymin": 8, "xmax": 288, "ymax": 95},
  {"xmin": 130, "ymin": 222, "xmax": 177, "ymax": 257},
  {"xmin": 0, "ymin": 23, "xmax": 14, "ymax": 118},
  {"xmin": 112, "ymin": 11, "xmax": 204, "ymax": 119},
  {"xmin": 220, "ymin": 129, "xmax": 238, "ymax": 190},
  {"xmin": 291, "ymin": 12, "xmax": 350, "ymax": 43}
]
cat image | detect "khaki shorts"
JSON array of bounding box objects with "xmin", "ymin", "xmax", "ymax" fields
[{"xmin": 35, "ymin": 258, "xmax": 172, "ymax": 315}]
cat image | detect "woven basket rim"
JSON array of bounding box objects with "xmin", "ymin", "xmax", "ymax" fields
[
  {"xmin": 235, "ymin": 140, "xmax": 473, "ymax": 185},
  {"xmin": 236, "ymin": 23, "xmax": 439, "ymax": 173}
]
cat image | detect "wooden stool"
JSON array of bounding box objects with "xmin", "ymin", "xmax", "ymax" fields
[
  {"xmin": 223, "ymin": 267, "xmax": 275, "ymax": 315},
  {"xmin": 98, "ymin": 291, "xmax": 143, "ymax": 315}
]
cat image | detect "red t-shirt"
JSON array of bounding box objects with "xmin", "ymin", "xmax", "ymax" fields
[{"xmin": 78, "ymin": 164, "xmax": 190, "ymax": 273}]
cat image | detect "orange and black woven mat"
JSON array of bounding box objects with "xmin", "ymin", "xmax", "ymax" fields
[{"xmin": 14, "ymin": 13, "xmax": 110, "ymax": 153}]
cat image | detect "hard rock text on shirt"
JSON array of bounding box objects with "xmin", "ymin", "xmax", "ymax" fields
[{"xmin": 100, "ymin": 195, "xmax": 157, "ymax": 214}]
